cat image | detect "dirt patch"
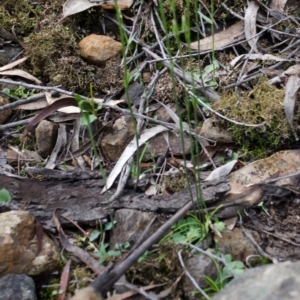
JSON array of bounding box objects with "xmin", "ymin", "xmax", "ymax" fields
[{"xmin": 244, "ymin": 195, "xmax": 300, "ymax": 262}]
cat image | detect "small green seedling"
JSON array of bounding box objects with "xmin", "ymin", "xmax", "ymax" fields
[
  {"xmin": 97, "ymin": 242, "xmax": 130, "ymax": 265},
  {"xmin": 89, "ymin": 220, "xmax": 117, "ymax": 242},
  {"xmin": 257, "ymin": 201, "xmax": 270, "ymax": 216},
  {"xmin": 0, "ymin": 188, "xmax": 11, "ymax": 203}
]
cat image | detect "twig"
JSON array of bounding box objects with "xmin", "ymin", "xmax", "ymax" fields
[
  {"xmin": 0, "ymin": 117, "xmax": 33, "ymax": 130},
  {"xmin": 105, "ymin": 71, "xmax": 161, "ymax": 204},
  {"xmin": 0, "ymin": 92, "xmax": 45, "ymax": 111},
  {"xmin": 89, "ymin": 200, "xmax": 194, "ymax": 296},
  {"xmin": 0, "ymin": 79, "xmax": 90, "ymax": 100},
  {"xmin": 122, "ymin": 282, "xmax": 159, "ymax": 300},
  {"xmin": 178, "ymin": 249, "xmax": 210, "ymax": 300},
  {"xmin": 187, "ymin": 89, "xmax": 264, "ymax": 127},
  {"xmin": 240, "ymin": 225, "xmax": 278, "ymax": 264},
  {"xmin": 183, "ymin": 243, "xmax": 239, "ymax": 279}
]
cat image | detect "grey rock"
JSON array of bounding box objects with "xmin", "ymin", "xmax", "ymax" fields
[
  {"xmin": 0, "ymin": 274, "xmax": 37, "ymax": 300},
  {"xmin": 110, "ymin": 209, "xmax": 162, "ymax": 247},
  {"xmin": 120, "ymin": 82, "xmax": 144, "ymax": 106},
  {"xmin": 212, "ymin": 261, "xmax": 300, "ymax": 300},
  {"xmin": 0, "ymin": 210, "xmax": 60, "ymax": 277},
  {"xmin": 35, "ymin": 120, "xmax": 58, "ymax": 158},
  {"xmin": 183, "ymin": 249, "xmax": 218, "ymax": 300}
]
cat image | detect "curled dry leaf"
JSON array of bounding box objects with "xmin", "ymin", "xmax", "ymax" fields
[
  {"xmin": 21, "ymin": 97, "xmax": 78, "ymax": 141},
  {"xmin": 45, "ymin": 92, "xmax": 80, "ymax": 114},
  {"xmin": 284, "ymin": 74, "xmax": 300, "ymax": 140},
  {"xmin": 0, "ymin": 57, "xmax": 27, "ymax": 72},
  {"xmin": 190, "ymin": 21, "xmax": 245, "ymax": 52},
  {"xmin": 244, "ymin": 0, "xmax": 260, "ymax": 53},
  {"xmin": 269, "ymin": 0, "xmax": 288, "ymax": 11},
  {"xmin": 63, "ymin": 0, "xmax": 134, "ymax": 18},
  {"xmin": 0, "ymin": 69, "xmax": 42, "ymax": 85},
  {"xmin": 205, "ymin": 159, "xmax": 238, "ymax": 181},
  {"xmin": 223, "ymin": 150, "xmax": 300, "ymax": 206},
  {"xmin": 230, "ymin": 53, "xmax": 289, "ymax": 68},
  {"xmin": 102, "ymin": 125, "xmax": 169, "ymax": 193}
]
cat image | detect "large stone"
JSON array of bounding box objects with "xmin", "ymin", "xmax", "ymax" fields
[
  {"xmin": 182, "ymin": 249, "xmax": 218, "ymax": 300},
  {"xmin": 100, "ymin": 116, "xmax": 136, "ymax": 161},
  {"xmin": 110, "ymin": 209, "xmax": 162, "ymax": 248},
  {"xmin": 215, "ymin": 227, "xmax": 260, "ymax": 262},
  {"xmin": 143, "ymin": 131, "xmax": 192, "ymax": 161},
  {"xmin": 200, "ymin": 118, "xmax": 234, "ymax": 143},
  {"xmin": 212, "ymin": 261, "xmax": 300, "ymax": 300},
  {"xmin": 35, "ymin": 120, "xmax": 58, "ymax": 158},
  {"xmin": 0, "ymin": 95, "xmax": 12, "ymax": 125},
  {"xmin": 0, "ymin": 274, "xmax": 37, "ymax": 300},
  {"xmin": 0, "ymin": 210, "xmax": 60, "ymax": 276},
  {"xmin": 7, "ymin": 148, "xmax": 42, "ymax": 166},
  {"xmin": 78, "ymin": 34, "xmax": 122, "ymax": 64}
]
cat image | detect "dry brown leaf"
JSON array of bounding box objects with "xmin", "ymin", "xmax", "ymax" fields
[
  {"xmin": 267, "ymin": 64, "xmax": 300, "ymax": 85},
  {"xmin": 58, "ymin": 259, "xmax": 71, "ymax": 300},
  {"xmin": 63, "ymin": 0, "xmax": 133, "ymax": 18},
  {"xmin": 102, "ymin": 125, "xmax": 169, "ymax": 193},
  {"xmin": 231, "ymin": 53, "xmax": 288, "ymax": 68},
  {"xmin": 205, "ymin": 159, "xmax": 238, "ymax": 181},
  {"xmin": 45, "ymin": 92, "xmax": 80, "ymax": 113},
  {"xmin": 0, "ymin": 57, "xmax": 27, "ymax": 72},
  {"xmin": 223, "ymin": 150, "xmax": 300, "ymax": 206},
  {"xmin": 190, "ymin": 21, "xmax": 245, "ymax": 52},
  {"xmin": 244, "ymin": 0, "xmax": 260, "ymax": 53},
  {"xmin": 0, "ymin": 69, "xmax": 42, "ymax": 85},
  {"xmin": 269, "ymin": 0, "xmax": 288, "ymax": 11},
  {"xmin": 284, "ymin": 74, "xmax": 300, "ymax": 139}
]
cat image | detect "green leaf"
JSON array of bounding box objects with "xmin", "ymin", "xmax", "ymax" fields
[
  {"xmin": 98, "ymin": 243, "xmax": 109, "ymax": 256},
  {"xmin": 233, "ymin": 268, "xmax": 244, "ymax": 276},
  {"xmin": 80, "ymin": 114, "xmax": 97, "ymax": 126},
  {"xmin": 204, "ymin": 61, "xmax": 219, "ymax": 73},
  {"xmin": 107, "ymin": 250, "xmax": 121, "ymax": 257},
  {"xmin": 105, "ymin": 220, "xmax": 116, "ymax": 231},
  {"xmin": 74, "ymin": 94, "xmax": 82, "ymax": 103},
  {"xmin": 198, "ymin": 11, "xmax": 213, "ymax": 24},
  {"xmin": 138, "ymin": 251, "xmax": 149, "ymax": 262},
  {"xmin": 214, "ymin": 221, "xmax": 225, "ymax": 232},
  {"xmin": 89, "ymin": 230, "xmax": 101, "ymax": 242},
  {"xmin": 123, "ymin": 241, "xmax": 130, "ymax": 249},
  {"xmin": 79, "ymin": 100, "xmax": 94, "ymax": 113},
  {"xmin": 186, "ymin": 227, "xmax": 201, "ymax": 243},
  {"xmin": 224, "ymin": 254, "xmax": 232, "ymax": 262},
  {"xmin": 0, "ymin": 188, "xmax": 11, "ymax": 203},
  {"xmin": 172, "ymin": 232, "xmax": 186, "ymax": 243},
  {"xmin": 2, "ymin": 88, "xmax": 10, "ymax": 94}
]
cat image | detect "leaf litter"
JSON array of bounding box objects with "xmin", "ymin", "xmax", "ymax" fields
[{"xmin": 1, "ymin": 0, "xmax": 300, "ymax": 298}]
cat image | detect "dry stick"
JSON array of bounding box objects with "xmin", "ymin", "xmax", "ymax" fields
[
  {"xmin": 224, "ymin": 72, "xmax": 262, "ymax": 89},
  {"xmin": 105, "ymin": 71, "xmax": 161, "ymax": 204},
  {"xmin": 122, "ymin": 282, "xmax": 159, "ymax": 300},
  {"xmin": 178, "ymin": 249, "xmax": 209, "ymax": 300},
  {"xmin": 0, "ymin": 92, "xmax": 45, "ymax": 111},
  {"xmin": 143, "ymin": 48, "xmax": 263, "ymax": 128},
  {"xmin": 120, "ymin": 2, "xmax": 143, "ymax": 66},
  {"xmin": 151, "ymin": 10, "xmax": 168, "ymax": 59},
  {"xmin": 235, "ymin": 38, "xmax": 259, "ymax": 94},
  {"xmin": 240, "ymin": 225, "xmax": 278, "ymax": 264},
  {"xmin": 0, "ymin": 79, "xmax": 217, "ymax": 145},
  {"xmin": 143, "ymin": 47, "xmax": 219, "ymax": 102},
  {"xmin": 0, "ymin": 79, "xmax": 91, "ymax": 100},
  {"xmin": 90, "ymin": 200, "xmax": 194, "ymax": 295},
  {"xmin": 271, "ymin": 45, "xmax": 300, "ymax": 69},
  {"xmin": 0, "ymin": 117, "xmax": 34, "ymax": 130}
]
